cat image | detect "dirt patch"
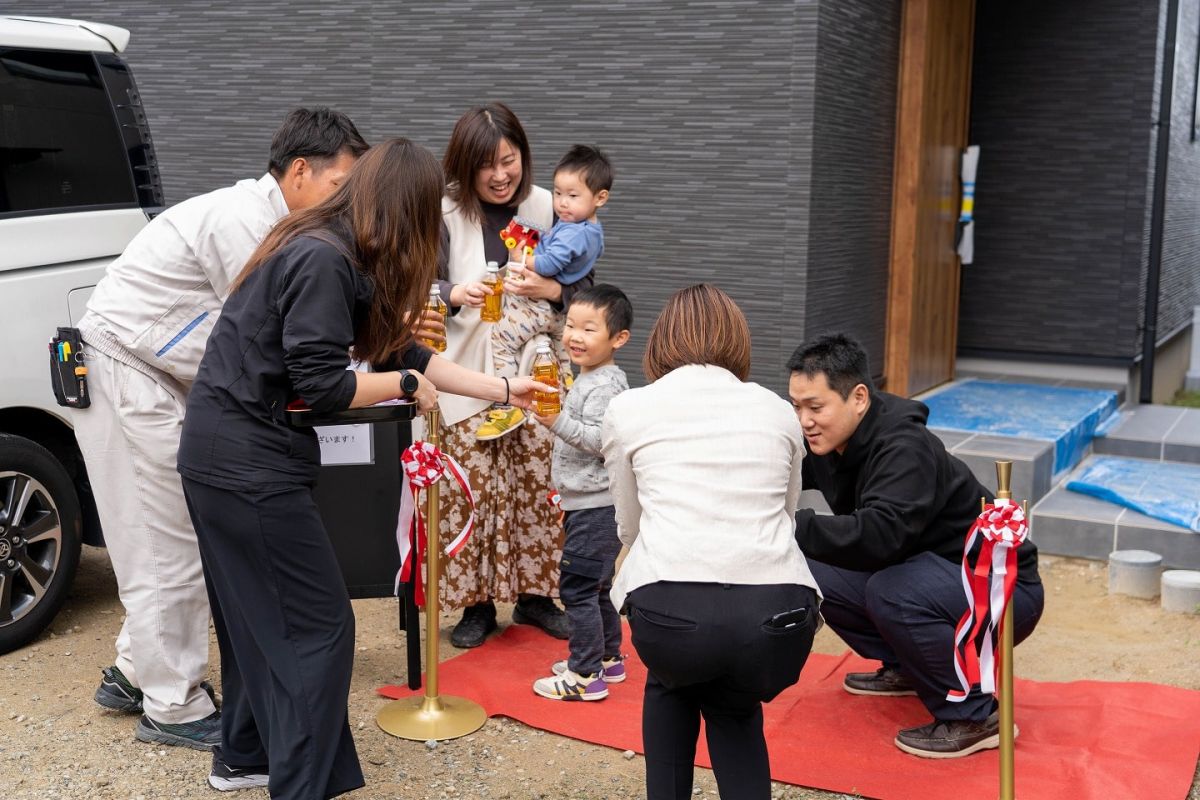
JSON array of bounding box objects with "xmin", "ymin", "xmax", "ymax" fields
[{"xmin": 1, "ymin": 550, "xmax": 1197, "ymax": 799}]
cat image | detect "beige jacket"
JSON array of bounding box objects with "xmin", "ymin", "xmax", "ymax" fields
[{"xmin": 602, "ymin": 364, "xmax": 822, "ymax": 612}]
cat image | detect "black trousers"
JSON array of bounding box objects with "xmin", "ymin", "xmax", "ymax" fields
[
  {"xmin": 808, "ymin": 551, "xmax": 1044, "ymax": 722},
  {"xmin": 182, "ymin": 478, "xmax": 364, "ymax": 800},
  {"xmin": 627, "ymin": 581, "xmax": 818, "ymax": 800}
]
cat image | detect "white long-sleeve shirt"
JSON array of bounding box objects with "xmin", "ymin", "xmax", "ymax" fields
[
  {"xmin": 601, "ymin": 364, "xmax": 821, "ymax": 612},
  {"xmin": 81, "ymin": 174, "xmax": 288, "ymax": 384}
]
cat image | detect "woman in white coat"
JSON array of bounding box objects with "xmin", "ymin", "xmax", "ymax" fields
[{"xmin": 602, "ymin": 284, "xmax": 822, "ymax": 800}]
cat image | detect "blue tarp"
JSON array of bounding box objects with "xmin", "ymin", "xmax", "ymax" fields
[
  {"xmin": 1067, "ymin": 456, "xmax": 1200, "ymax": 532},
  {"xmin": 924, "ymin": 380, "xmax": 1118, "ymax": 475}
]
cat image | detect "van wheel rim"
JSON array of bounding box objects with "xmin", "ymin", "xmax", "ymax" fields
[{"xmin": 0, "ymin": 472, "xmax": 63, "ymax": 627}]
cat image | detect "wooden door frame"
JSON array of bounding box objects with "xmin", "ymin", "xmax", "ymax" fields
[{"xmin": 884, "ymin": 0, "xmax": 976, "ymax": 396}]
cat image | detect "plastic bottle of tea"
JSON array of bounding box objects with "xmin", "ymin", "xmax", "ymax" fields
[
  {"xmin": 481, "ymin": 261, "xmax": 504, "ymax": 323},
  {"xmin": 532, "ymin": 341, "xmax": 561, "ymax": 415}
]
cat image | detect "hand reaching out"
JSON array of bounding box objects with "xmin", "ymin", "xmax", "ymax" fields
[{"xmin": 505, "ymin": 376, "xmax": 557, "ymax": 410}]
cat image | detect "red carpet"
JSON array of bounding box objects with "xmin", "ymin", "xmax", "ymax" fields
[{"xmin": 378, "ymin": 624, "xmax": 1200, "ymax": 799}]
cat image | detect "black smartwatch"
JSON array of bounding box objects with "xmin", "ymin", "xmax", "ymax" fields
[{"xmin": 398, "ymin": 369, "xmax": 420, "ymax": 398}]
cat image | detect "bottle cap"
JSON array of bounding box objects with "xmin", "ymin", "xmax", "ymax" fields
[
  {"xmin": 536, "ymin": 341, "xmax": 551, "ymax": 353},
  {"xmin": 429, "ymin": 282, "xmax": 439, "ymax": 293},
  {"xmin": 485, "ymin": 261, "xmax": 499, "ymax": 272}
]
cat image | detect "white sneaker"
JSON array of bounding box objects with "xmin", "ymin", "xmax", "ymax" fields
[
  {"xmin": 533, "ymin": 669, "xmax": 608, "ymax": 701},
  {"xmin": 551, "ymin": 655, "xmax": 627, "ymax": 684},
  {"xmin": 208, "ymin": 756, "xmax": 269, "ymax": 791}
]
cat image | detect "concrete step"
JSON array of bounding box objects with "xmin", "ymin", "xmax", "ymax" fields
[
  {"xmin": 933, "ymin": 429, "xmax": 1054, "ymax": 506},
  {"xmin": 1030, "ymin": 479, "xmax": 1199, "ymax": 570},
  {"xmin": 1093, "ymin": 405, "xmax": 1200, "ymax": 464},
  {"xmin": 921, "ymin": 379, "xmax": 1119, "ymax": 476}
]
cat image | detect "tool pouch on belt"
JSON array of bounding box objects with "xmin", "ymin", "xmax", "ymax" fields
[{"xmin": 49, "ymin": 327, "xmax": 90, "ymax": 409}]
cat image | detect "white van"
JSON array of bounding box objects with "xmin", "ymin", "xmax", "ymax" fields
[{"xmin": 0, "ymin": 16, "xmax": 162, "ymax": 652}]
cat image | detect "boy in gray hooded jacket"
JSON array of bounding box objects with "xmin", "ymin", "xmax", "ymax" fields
[{"xmin": 530, "ymin": 284, "xmax": 632, "ymax": 701}]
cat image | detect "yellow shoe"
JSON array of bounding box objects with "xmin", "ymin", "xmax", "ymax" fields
[{"xmin": 475, "ymin": 407, "xmax": 526, "ymax": 441}]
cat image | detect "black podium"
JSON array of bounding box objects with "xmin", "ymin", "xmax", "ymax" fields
[
  {"xmin": 291, "ymin": 405, "xmax": 415, "ymax": 599},
  {"xmin": 297, "ymin": 402, "xmax": 423, "ymax": 687}
]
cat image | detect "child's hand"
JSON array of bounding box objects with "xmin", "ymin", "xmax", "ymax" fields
[
  {"xmin": 508, "ymin": 247, "xmax": 528, "ymax": 266},
  {"xmin": 450, "ymin": 281, "xmax": 492, "ymax": 308},
  {"xmin": 532, "ymin": 410, "xmax": 559, "ymax": 428}
]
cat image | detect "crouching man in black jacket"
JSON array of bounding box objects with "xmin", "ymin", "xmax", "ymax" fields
[{"xmin": 788, "ymin": 334, "xmax": 1044, "ymax": 759}]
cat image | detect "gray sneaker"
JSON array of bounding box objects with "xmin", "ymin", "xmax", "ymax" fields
[
  {"xmin": 93, "ymin": 665, "xmax": 143, "ymax": 713},
  {"xmin": 94, "ymin": 665, "xmax": 219, "ymax": 715},
  {"xmin": 135, "ymin": 710, "xmax": 221, "ymax": 751}
]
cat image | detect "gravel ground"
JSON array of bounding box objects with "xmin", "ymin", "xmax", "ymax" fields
[{"xmin": 1, "ymin": 549, "xmax": 1197, "ymax": 799}]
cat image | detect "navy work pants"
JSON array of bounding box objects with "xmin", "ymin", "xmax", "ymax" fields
[{"xmin": 808, "ymin": 551, "xmax": 1044, "ymax": 722}]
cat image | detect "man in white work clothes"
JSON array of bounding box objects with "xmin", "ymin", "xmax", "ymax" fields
[{"xmin": 71, "ymin": 108, "xmax": 368, "ymax": 750}]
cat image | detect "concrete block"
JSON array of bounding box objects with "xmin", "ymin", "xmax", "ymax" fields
[
  {"xmin": 1107, "ymin": 550, "xmax": 1162, "ymax": 598},
  {"xmin": 1030, "ymin": 487, "xmax": 1120, "ymax": 561},
  {"xmin": 1092, "ymin": 435, "xmax": 1162, "ymax": 461},
  {"xmin": 1161, "ymin": 570, "xmax": 1200, "ymax": 614},
  {"xmin": 1114, "ymin": 508, "xmax": 1200, "ymax": 570},
  {"xmin": 1105, "ymin": 406, "xmax": 1185, "ymax": 440},
  {"xmin": 953, "ymin": 435, "xmax": 1054, "ymax": 505}
]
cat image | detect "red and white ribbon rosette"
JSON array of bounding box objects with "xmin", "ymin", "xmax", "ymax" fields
[
  {"xmin": 394, "ymin": 440, "xmax": 475, "ymax": 607},
  {"xmin": 947, "ymin": 498, "xmax": 1028, "ymax": 702}
]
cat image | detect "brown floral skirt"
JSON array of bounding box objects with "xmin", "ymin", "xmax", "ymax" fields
[{"xmin": 435, "ymin": 409, "xmax": 563, "ymax": 608}]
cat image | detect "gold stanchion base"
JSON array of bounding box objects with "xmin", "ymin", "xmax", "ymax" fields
[{"xmin": 376, "ymin": 694, "xmax": 487, "ymax": 741}]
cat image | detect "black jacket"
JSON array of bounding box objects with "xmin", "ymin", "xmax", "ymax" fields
[
  {"xmin": 178, "ymin": 233, "xmax": 430, "ymax": 491},
  {"xmin": 795, "ymin": 392, "xmax": 1040, "ymax": 579}
]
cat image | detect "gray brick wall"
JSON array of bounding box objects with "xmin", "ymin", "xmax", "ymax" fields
[
  {"xmin": 1159, "ymin": 0, "xmax": 1200, "ymax": 346},
  {"xmin": 28, "ymin": 0, "xmax": 900, "ymax": 393},
  {"xmin": 961, "ymin": 0, "xmax": 1161, "ymax": 363},
  {"xmin": 962, "ymin": 0, "xmax": 1200, "ymax": 364},
  {"xmin": 805, "ymin": 0, "xmax": 900, "ymax": 382}
]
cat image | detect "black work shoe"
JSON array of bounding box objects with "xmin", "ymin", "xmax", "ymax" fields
[
  {"xmin": 135, "ymin": 710, "xmax": 221, "ymax": 751},
  {"xmin": 894, "ymin": 711, "xmax": 1017, "ymax": 759},
  {"xmin": 512, "ymin": 595, "xmax": 569, "ymax": 640},
  {"xmin": 94, "ymin": 665, "xmax": 219, "ymax": 714},
  {"xmin": 450, "ymin": 601, "xmax": 499, "ymax": 649},
  {"xmin": 208, "ymin": 748, "xmax": 270, "ymax": 791},
  {"xmin": 843, "ymin": 666, "xmax": 918, "ymax": 697}
]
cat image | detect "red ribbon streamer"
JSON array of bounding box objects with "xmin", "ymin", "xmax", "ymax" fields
[
  {"xmin": 947, "ymin": 499, "xmax": 1028, "ymax": 702},
  {"xmin": 394, "ymin": 441, "xmax": 475, "ymax": 607}
]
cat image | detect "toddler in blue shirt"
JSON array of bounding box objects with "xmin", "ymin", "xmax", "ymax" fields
[{"xmin": 478, "ymin": 145, "xmax": 613, "ymax": 441}]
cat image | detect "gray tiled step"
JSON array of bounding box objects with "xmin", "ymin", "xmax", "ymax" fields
[
  {"xmin": 1094, "ymin": 406, "xmax": 1200, "ymax": 464},
  {"xmin": 1030, "ymin": 483, "xmax": 1199, "ymax": 569},
  {"xmin": 932, "ymin": 430, "xmax": 1054, "ymax": 506}
]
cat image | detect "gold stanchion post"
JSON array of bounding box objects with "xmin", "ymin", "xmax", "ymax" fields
[
  {"xmin": 994, "ymin": 460, "xmax": 1017, "ymax": 800},
  {"xmin": 377, "ymin": 407, "xmax": 487, "ymax": 741}
]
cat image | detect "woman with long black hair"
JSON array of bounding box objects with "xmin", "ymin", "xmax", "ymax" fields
[{"xmin": 177, "ymin": 138, "xmax": 549, "ymax": 799}]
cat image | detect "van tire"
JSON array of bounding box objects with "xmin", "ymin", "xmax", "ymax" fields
[{"xmin": 0, "ymin": 433, "xmax": 82, "ymax": 654}]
